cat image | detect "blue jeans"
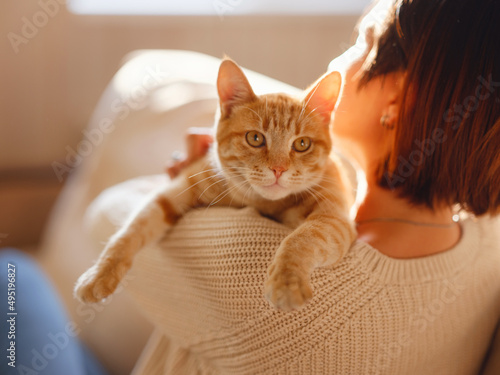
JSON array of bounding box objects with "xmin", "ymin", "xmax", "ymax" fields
[{"xmin": 0, "ymin": 248, "xmax": 108, "ymax": 375}]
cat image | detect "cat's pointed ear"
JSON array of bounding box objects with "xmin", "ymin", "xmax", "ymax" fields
[
  {"xmin": 217, "ymin": 58, "xmax": 257, "ymax": 118},
  {"xmin": 303, "ymin": 71, "xmax": 342, "ymax": 124}
]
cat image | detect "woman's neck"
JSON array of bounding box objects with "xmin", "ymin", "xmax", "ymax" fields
[{"xmin": 355, "ymin": 181, "xmax": 462, "ymax": 259}]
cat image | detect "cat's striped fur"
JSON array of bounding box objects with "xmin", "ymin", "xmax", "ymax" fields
[{"xmin": 75, "ymin": 59, "xmax": 356, "ymax": 311}]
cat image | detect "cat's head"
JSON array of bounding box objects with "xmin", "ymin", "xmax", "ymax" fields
[{"xmin": 214, "ymin": 59, "xmax": 341, "ymax": 201}]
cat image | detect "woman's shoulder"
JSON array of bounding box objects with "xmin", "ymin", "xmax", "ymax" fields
[{"xmin": 346, "ymin": 214, "xmax": 500, "ymax": 285}]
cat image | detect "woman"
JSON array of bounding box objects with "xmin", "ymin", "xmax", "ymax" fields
[{"xmin": 94, "ymin": 0, "xmax": 500, "ymax": 373}]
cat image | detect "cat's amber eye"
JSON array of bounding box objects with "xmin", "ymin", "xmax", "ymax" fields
[
  {"xmin": 293, "ymin": 137, "xmax": 311, "ymax": 152},
  {"xmin": 246, "ymin": 131, "xmax": 266, "ymax": 148}
]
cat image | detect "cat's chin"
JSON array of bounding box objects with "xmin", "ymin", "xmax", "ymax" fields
[{"xmin": 254, "ymin": 184, "xmax": 291, "ymax": 201}]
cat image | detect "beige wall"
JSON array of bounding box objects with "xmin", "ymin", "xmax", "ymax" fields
[{"xmin": 0, "ymin": 2, "xmax": 359, "ymax": 246}]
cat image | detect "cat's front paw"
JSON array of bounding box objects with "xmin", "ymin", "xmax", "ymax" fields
[
  {"xmin": 264, "ymin": 263, "xmax": 313, "ymax": 312},
  {"xmin": 74, "ymin": 264, "xmax": 123, "ymax": 304}
]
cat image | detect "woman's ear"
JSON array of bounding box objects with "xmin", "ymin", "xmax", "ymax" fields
[
  {"xmin": 381, "ymin": 71, "xmax": 406, "ymax": 130},
  {"xmin": 383, "ymin": 103, "xmax": 400, "ymax": 129}
]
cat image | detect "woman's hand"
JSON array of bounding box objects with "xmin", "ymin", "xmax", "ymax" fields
[{"xmin": 166, "ymin": 127, "xmax": 214, "ymax": 179}]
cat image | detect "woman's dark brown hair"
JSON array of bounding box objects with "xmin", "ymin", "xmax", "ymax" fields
[{"xmin": 361, "ymin": 0, "xmax": 500, "ymax": 216}]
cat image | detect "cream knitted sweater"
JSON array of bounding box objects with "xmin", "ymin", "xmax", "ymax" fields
[{"xmin": 113, "ymin": 203, "xmax": 500, "ymax": 375}]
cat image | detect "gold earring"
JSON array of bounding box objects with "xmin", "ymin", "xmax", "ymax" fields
[{"xmin": 380, "ymin": 114, "xmax": 394, "ymax": 130}]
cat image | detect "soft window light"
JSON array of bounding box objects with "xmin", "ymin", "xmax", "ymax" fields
[{"xmin": 68, "ymin": 0, "xmax": 372, "ymax": 16}]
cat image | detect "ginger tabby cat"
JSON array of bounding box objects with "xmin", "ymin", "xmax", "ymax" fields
[{"xmin": 74, "ymin": 59, "xmax": 356, "ymax": 311}]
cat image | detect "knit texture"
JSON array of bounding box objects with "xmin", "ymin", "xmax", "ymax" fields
[{"xmin": 125, "ymin": 207, "xmax": 500, "ymax": 375}]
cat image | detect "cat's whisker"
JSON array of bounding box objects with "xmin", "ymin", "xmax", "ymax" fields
[
  {"xmin": 229, "ymin": 180, "xmax": 252, "ymax": 206},
  {"xmin": 242, "ymin": 184, "xmax": 254, "ymax": 203},
  {"xmin": 220, "ymin": 166, "xmax": 253, "ymax": 176},
  {"xmin": 311, "ymin": 190, "xmax": 332, "ymax": 206},
  {"xmin": 181, "ymin": 166, "xmax": 253, "ymax": 200},
  {"xmin": 310, "ymin": 191, "xmax": 337, "ymax": 212},
  {"xmin": 307, "ymin": 179, "xmax": 343, "ymax": 196},
  {"xmin": 208, "ymin": 179, "xmax": 249, "ymax": 207},
  {"xmin": 175, "ymin": 174, "xmax": 221, "ymax": 198},
  {"xmin": 301, "ymin": 107, "xmax": 322, "ymax": 123},
  {"xmin": 188, "ymin": 168, "xmax": 220, "ymax": 179},
  {"xmin": 302, "ymin": 81, "xmax": 321, "ymax": 116},
  {"xmin": 305, "ymin": 173, "xmax": 341, "ymax": 185},
  {"xmin": 224, "ymin": 166, "xmax": 251, "ymax": 171},
  {"xmin": 298, "ymin": 97, "xmax": 313, "ymax": 123},
  {"xmin": 298, "ymin": 104, "xmax": 306, "ymax": 123},
  {"xmin": 241, "ymin": 106, "xmax": 263, "ymax": 122},
  {"xmin": 227, "ymin": 186, "xmax": 240, "ymax": 207},
  {"xmin": 307, "ymin": 184, "xmax": 337, "ymax": 205},
  {"xmin": 198, "ymin": 178, "xmax": 229, "ymax": 201},
  {"xmin": 306, "ymin": 185, "xmax": 338, "ymax": 208},
  {"xmin": 298, "ymin": 190, "xmax": 305, "ymax": 201},
  {"xmin": 209, "ymin": 183, "xmax": 245, "ymax": 207},
  {"xmin": 217, "ymin": 168, "xmax": 246, "ymax": 181},
  {"xmin": 305, "ymin": 187, "xmax": 322, "ymax": 207}
]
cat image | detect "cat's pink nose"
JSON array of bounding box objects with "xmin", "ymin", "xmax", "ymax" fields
[{"xmin": 271, "ymin": 167, "xmax": 287, "ymax": 179}]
